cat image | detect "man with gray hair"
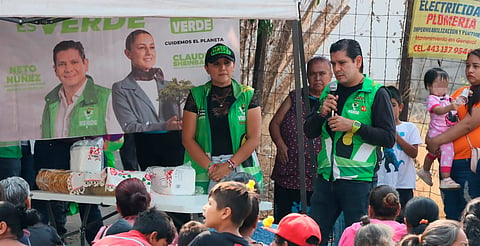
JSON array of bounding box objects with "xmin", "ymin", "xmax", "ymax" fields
[
  {"xmin": 0, "ymin": 176, "xmax": 31, "ymax": 208},
  {"xmin": 0, "ymin": 176, "xmax": 63, "ymax": 246}
]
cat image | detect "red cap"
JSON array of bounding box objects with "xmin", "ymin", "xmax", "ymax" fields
[{"xmin": 264, "ymin": 213, "xmax": 321, "ymax": 246}]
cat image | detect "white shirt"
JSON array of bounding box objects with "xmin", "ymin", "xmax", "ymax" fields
[
  {"xmin": 55, "ymin": 81, "xmax": 86, "ymax": 138},
  {"xmin": 377, "ymin": 122, "xmax": 422, "ymax": 189},
  {"xmin": 136, "ymin": 79, "xmax": 159, "ymax": 116}
]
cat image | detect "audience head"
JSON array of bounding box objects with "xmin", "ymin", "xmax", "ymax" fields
[
  {"xmin": 0, "ymin": 201, "xmax": 24, "ymax": 240},
  {"xmin": 368, "ymin": 185, "xmax": 401, "ymax": 220},
  {"xmin": 221, "ymin": 173, "xmax": 260, "ymax": 238},
  {"xmin": 177, "ymin": 221, "xmax": 208, "ymax": 246},
  {"xmin": 0, "ymin": 177, "xmax": 30, "ymax": 209},
  {"xmin": 398, "ymin": 219, "xmax": 467, "ymax": 246},
  {"xmin": 221, "ymin": 173, "xmax": 261, "ymax": 235},
  {"xmin": 205, "ymin": 181, "xmax": 253, "ymax": 228},
  {"xmin": 266, "ymin": 213, "xmax": 321, "ymax": 246},
  {"xmin": 461, "ymin": 197, "xmax": 480, "ymax": 246},
  {"xmin": 404, "ymin": 197, "xmax": 439, "ymax": 234},
  {"xmin": 239, "ymin": 192, "xmax": 259, "ymax": 237},
  {"xmin": 115, "ymin": 178, "xmax": 151, "ymax": 217},
  {"xmin": 132, "ymin": 207, "xmax": 176, "ymax": 246},
  {"xmin": 0, "ymin": 176, "xmax": 40, "ymax": 227},
  {"xmin": 221, "ymin": 172, "xmax": 260, "ymax": 194},
  {"xmin": 354, "ymin": 223, "xmax": 394, "ymax": 246}
]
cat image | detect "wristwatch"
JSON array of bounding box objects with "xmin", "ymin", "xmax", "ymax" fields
[{"xmin": 352, "ymin": 120, "xmax": 361, "ymax": 134}]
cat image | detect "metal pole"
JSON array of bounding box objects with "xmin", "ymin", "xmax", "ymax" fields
[
  {"xmin": 291, "ymin": 16, "xmax": 308, "ymax": 214},
  {"xmin": 399, "ymin": 0, "xmax": 414, "ymax": 121}
]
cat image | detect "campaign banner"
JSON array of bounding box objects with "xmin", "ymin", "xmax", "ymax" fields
[
  {"xmin": 408, "ymin": 0, "xmax": 480, "ymax": 59},
  {"xmin": 0, "ymin": 17, "xmax": 239, "ymax": 141}
]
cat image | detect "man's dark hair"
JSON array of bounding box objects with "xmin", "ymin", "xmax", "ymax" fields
[
  {"xmin": 209, "ymin": 181, "xmax": 253, "ymax": 226},
  {"xmin": 53, "ymin": 40, "xmax": 86, "ymax": 65},
  {"xmin": 125, "ymin": 29, "xmax": 152, "ymax": 50},
  {"xmin": 330, "ymin": 39, "xmax": 364, "ymax": 73},
  {"xmin": 385, "ymin": 86, "xmax": 402, "ymax": 105},
  {"xmin": 132, "ymin": 207, "xmax": 176, "ymax": 244},
  {"xmin": 178, "ymin": 221, "xmax": 208, "ymax": 246},
  {"xmin": 220, "ymin": 173, "xmax": 260, "ymax": 234}
]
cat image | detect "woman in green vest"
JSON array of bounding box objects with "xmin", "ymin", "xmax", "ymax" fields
[{"xmin": 182, "ymin": 43, "xmax": 263, "ymax": 194}]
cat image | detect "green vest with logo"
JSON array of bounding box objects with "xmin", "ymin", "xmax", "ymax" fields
[
  {"xmin": 317, "ymin": 75, "xmax": 383, "ymax": 181},
  {"xmin": 41, "ymin": 76, "xmax": 111, "ymax": 138},
  {"xmin": 184, "ymin": 80, "xmax": 263, "ymax": 194}
]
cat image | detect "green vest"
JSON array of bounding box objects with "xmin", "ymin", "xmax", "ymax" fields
[
  {"xmin": 41, "ymin": 75, "xmax": 111, "ymax": 138},
  {"xmin": 183, "ymin": 80, "xmax": 263, "ymax": 194},
  {"xmin": 317, "ymin": 75, "xmax": 383, "ymax": 181},
  {"xmin": 0, "ymin": 141, "xmax": 21, "ymax": 159}
]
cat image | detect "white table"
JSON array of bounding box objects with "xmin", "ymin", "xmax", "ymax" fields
[
  {"xmin": 31, "ymin": 190, "xmax": 273, "ymax": 214},
  {"xmin": 31, "ymin": 190, "xmax": 116, "ymax": 205},
  {"xmin": 31, "ymin": 190, "xmax": 272, "ymax": 245}
]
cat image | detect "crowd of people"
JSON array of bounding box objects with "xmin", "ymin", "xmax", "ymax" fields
[
  {"xmin": 0, "ymin": 174, "xmax": 476, "ymax": 246},
  {"xmin": 1, "ymin": 33, "xmax": 480, "ymax": 246}
]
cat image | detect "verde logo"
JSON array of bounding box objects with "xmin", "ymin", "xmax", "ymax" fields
[
  {"xmin": 17, "ymin": 18, "xmax": 145, "ymax": 34},
  {"xmin": 170, "ymin": 18, "xmax": 213, "ymax": 34},
  {"xmin": 210, "ymin": 45, "xmax": 231, "ymax": 56}
]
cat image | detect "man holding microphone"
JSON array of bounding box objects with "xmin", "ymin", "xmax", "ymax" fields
[{"xmin": 304, "ymin": 39, "xmax": 396, "ymax": 245}]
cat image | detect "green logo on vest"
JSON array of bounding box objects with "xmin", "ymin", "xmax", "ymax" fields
[{"xmin": 79, "ymin": 106, "xmax": 98, "ymax": 127}]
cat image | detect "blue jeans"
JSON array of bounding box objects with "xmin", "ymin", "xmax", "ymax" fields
[
  {"xmin": 0, "ymin": 157, "xmax": 21, "ymax": 180},
  {"xmin": 331, "ymin": 213, "xmax": 345, "ymax": 246},
  {"xmin": 310, "ymin": 178, "xmax": 371, "ymax": 246},
  {"xmin": 442, "ymin": 158, "xmax": 480, "ymax": 220}
]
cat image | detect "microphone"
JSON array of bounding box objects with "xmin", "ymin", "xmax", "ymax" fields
[{"xmin": 329, "ymin": 82, "xmax": 337, "ymax": 117}]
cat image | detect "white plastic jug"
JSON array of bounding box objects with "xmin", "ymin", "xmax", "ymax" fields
[{"xmin": 150, "ymin": 165, "xmax": 195, "ymax": 195}]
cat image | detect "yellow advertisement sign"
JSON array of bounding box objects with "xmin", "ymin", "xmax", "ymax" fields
[{"xmin": 408, "ymin": 0, "xmax": 480, "ymax": 60}]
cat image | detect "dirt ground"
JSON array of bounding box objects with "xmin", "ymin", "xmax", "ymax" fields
[
  {"xmin": 414, "ymin": 146, "xmax": 445, "ymax": 218},
  {"xmin": 63, "ymin": 205, "xmax": 119, "ymax": 246}
]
